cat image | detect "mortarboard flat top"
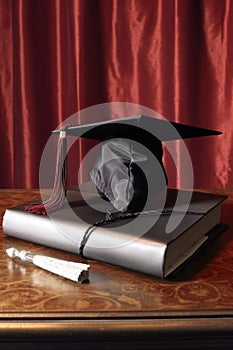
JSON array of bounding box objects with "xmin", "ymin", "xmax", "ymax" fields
[{"xmin": 52, "ymin": 115, "xmax": 221, "ymax": 141}]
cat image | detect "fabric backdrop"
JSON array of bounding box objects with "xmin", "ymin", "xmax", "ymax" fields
[{"xmin": 1, "ymin": 0, "xmax": 233, "ymax": 189}]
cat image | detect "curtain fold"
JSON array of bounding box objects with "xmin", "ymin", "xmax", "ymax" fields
[{"xmin": 0, "ymin": 0, "xmax": 233, "ymax": 189}]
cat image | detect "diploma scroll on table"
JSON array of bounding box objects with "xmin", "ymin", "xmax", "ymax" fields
[{"xmin": 6, "ymin": 247, "xmax": 90, "ymax": 284}]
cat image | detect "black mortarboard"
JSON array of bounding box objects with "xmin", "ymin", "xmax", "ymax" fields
[
  {"xmin": 26, "ymin": 115, "xmax": 221, "ymax": 215},
  {"xmin": 52, "ymin": 114, "xmax": 221, "ymax": 140}
]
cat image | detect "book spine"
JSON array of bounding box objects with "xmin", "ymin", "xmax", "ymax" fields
[
  {"xmin": 2, "ymin": 209, "xmax": 166, "ymax": 278},
  {"xmin": 3, "ymin": 209, "xmax": 80, "ymax": 255}
]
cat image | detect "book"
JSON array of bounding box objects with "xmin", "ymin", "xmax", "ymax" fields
[{"xmin": 2, "ymin": 185, "xmax": 227, "ymax": 278}]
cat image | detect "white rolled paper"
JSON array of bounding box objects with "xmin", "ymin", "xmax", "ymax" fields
[{"xmin": 6, "ymin": 247, "xmax": 90, "ymax": 284}]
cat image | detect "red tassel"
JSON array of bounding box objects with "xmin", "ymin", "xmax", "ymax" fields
[{"xmin": 25, "ymin": 129, "xmax": 67, "ymax": 215}]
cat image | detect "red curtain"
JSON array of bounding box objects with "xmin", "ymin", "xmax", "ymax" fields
[{"xmin": 1, "ymin": 0, "xmax": 233, "ymax": 189}]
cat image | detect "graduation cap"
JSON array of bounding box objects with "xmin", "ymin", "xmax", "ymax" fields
[{"xmin": 25, "ymin": 115, "xmax": 221, "ymax": 215}]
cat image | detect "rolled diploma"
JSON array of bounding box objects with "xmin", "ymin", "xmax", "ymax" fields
[{"xmin": 6, "ymin": 247, "xmax": 90, "ymax": 284}]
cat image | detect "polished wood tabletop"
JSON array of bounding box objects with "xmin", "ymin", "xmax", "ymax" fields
[{"xmin": 0, "ymin": 189, "xmax": 233, "ymax": 349}]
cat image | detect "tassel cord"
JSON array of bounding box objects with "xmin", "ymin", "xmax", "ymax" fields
[{"xmin": 25, "ymin": 129, "xmax": 68, "ymax": 215}]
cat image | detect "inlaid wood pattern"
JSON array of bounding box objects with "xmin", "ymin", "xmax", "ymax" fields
[{"xmin": 0, "ymin": 189, "xmax": 233, "ymax": 318}]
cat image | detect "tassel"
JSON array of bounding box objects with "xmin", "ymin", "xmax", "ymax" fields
[{"xmin": 25, "ymin": 129, "xmax": 68, "ymax": 215}]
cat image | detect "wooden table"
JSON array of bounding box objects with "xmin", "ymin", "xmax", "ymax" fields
[{"xmin": 0, "ymin": 189, "xmax": 233, "ymax": 349}]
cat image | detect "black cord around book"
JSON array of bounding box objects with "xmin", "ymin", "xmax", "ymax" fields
[{"xmin": 78, "ymin": 209, "xmax": 204, "ymax": 258}]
